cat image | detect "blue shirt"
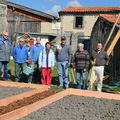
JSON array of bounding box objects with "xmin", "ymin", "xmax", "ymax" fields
[
  {"xmin": 30, "ymin": 44, "xmax": 44, "ymax": 62},
  {"xmin": 13, "ymin": 45, "xmax": 28, "ymax": 64}
]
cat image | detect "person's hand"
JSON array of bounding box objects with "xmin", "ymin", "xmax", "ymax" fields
[
  {"xmin": 39, "ymin": 67, "xmax": 42, "ymax": 73},
  {"xmin": 65, "ymin": 63, "xmax": 69, "ymax": 69},
  {"xmin": 105, "ymin": 61, "xmax": 109, "ymax": 65},
  {"xmin": 92, "ymin": 59, "xmax": 96, "ymax": 66},
  {"xmin": 26, "ymin": 60, "xmax": 32, "ymax": 64},
  {"xmin": 73, "ymin": 68, "xmax": 76, "ymax": 72},
  {"xmin": 83, "ymin": 68, "xmax": 87, "ymax": 72}
]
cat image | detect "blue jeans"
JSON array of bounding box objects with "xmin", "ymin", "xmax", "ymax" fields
[
  {"xmin": 57, "ymin": 61, "xmax": 69, "ymax": 88},
  {"xmin": 0, "ymin": 61, "xmax": 9, "ymax": 80},
  {"xmin": 77, "ymin": 69, "xmax": 87, "ymax": 89},
  {"xmin": 15, "ymin": 63, "xmax": 26, "ymax": 82}
]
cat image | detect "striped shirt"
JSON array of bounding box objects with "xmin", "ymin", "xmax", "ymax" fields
[{"xmin": 74, "ymin": 50, "xmax": 90, "ymax": 70}]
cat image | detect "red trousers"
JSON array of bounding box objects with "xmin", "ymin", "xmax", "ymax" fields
[{"xmin": 41, "ymin": 67, "xmax": 52, "ymax": 86}]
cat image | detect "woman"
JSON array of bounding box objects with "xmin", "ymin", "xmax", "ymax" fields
[{"xmin": 39, "ymin": 42, "xmax": 55, "ymax": 87}]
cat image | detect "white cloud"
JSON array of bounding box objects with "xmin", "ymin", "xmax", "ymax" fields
[
  {"xmin": 44, "ymin": 0, "xmax": 55, "ymax": 2},
  {"xmin": 46, "ymin": 5, "xmax": 62, "ymax": 16},
  {"xmin": 67, "ymin": 0, "xmax": 82, "ymax": 7}
]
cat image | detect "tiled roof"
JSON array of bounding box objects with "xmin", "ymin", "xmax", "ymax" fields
[
  {"xmin": 100, "ymin": 14, "xmax": 120, "ymax": 25},
  {"xmin": 60, "ymin": 7, "xmax": 120, "ymax": 13}
]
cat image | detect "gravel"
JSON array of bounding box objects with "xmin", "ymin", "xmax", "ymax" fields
[
  {"xmin": 21, "ymin": 95, "xmax": 120, "ymax": 120},
  {"xmin": 0, "ymin": 86, "xmax": 33, "ymax": 99}
]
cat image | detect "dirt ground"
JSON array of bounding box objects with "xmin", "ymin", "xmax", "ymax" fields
[
  {"xmin": 0, "ymin": 86, "xmax": 33, "ymax": 100},
  {"xmin": 0, "ymin": 90, "xmax": 57, "ymax": 115},
  {"xmin": 21, "ymin": 95, "xmax": 120, "ymax": 120}
]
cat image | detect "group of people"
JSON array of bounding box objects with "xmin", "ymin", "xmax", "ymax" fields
[{"xmin": 0, "ymin": 31, "xmax": 109, "ymax": 92}]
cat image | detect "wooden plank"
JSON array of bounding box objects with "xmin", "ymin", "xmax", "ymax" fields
[{"xmin": 107, "ymin": 30, "xmax": 120, "ymax": 56}]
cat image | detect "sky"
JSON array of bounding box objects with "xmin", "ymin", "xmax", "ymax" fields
[{"xmin": 10, "ymin": 0, "xmax": 120, "ymax": 16}]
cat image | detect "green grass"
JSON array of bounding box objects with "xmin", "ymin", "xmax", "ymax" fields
[
  {"xmin": 8, "ymin": 61, "xmax": 120, "ymax": 93},
  {"xmin": 9, "ymin": 60, "xmax": 15, "ymax": 75},
  {"xmin": 102, "ymin": 84, "xmax": 120, "ymax": 92}
]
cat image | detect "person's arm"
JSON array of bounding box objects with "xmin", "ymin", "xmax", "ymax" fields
[
  {"xmin": 85, "ymin": 51, "xmax": 90, "ymax": 68},
  {"xmin": 73, "ymin": 52, "xmax": 76, "ymax": 71},
  {"xmin": 26, "ymin": 47, "xmax": 29, "ymax": 61},
  {"xmin": 38, "ymin": 50, "xmax": 43, "ymax": 68},
  {"xmin": 29, "ymin": 46, "xmax": 34, "ymax": 61},
  {"xmin": 68, "ymin": 46, "xmax": 72, "ymax": 65},
  {"xmin": 51, "ymin": 51, "xmax": 55, "ymax": 70}
]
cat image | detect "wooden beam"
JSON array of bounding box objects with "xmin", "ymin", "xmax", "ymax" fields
[
  {"xmin": 107, "ymin": 30, "xmax": 120, "ymax": 56},
  {"xmin": 103, "ymin": 14, "xmax": 120, "ymax": 50}
]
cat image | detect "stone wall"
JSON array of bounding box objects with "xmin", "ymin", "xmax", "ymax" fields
[{"xmin": 0, "ymin": 4, "xmax": 7, "ymax": 34}]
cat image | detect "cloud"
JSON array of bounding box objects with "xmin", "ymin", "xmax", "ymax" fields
[
  {"xmin": 46, "ymin": 5, "xmax": 62, "ymax": 16},
  {"xmin": 44, "ymin": 0, "xmax": 55, "ymax": 2},
  {"xmin": 67, "ymin": 0, "xmax": 82, "ymax": 7}
]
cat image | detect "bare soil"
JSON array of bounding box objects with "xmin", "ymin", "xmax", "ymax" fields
[
  {"xmin": 0, "ymin": 86, "xmax": 33, "ymax": 100},
  {"xmin": 21, "ymin": 95, "xmax": 120, "ymax": 120},
  {"xmin": 0, "ymin": 90, "xmax": 58, "ymax": 115}
]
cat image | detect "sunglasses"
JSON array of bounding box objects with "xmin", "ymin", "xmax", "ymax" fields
[
  {"xmin": 19, "ymin": 41, "xmax": 24, "ymax": 42},
  {"xmin": 4, "ymin": 35, "xmax": 8, "ymax": 37}
]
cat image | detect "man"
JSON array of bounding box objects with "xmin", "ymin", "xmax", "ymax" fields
[
  {"xmin": 91, "ymin": 43, "xmax": 109, "ymax": 92},
  {"xmin": 39, "ymin": 42, "xmax": 55, "ymax": 87},
  {"xmin": 0, "ymin": 32, "xmax": 12, "ymax": 80},
  {"xmin": 74, "ymin": 43, "xmax": 90, "ymax": 89},
  {"xmin": 13, "ymin": 38, "xmax": 28, "ymax": 82},
  {"xmin": 30, "ymin": 36, "xmax": 44, "ymax": 83},
  {"xmin": 56, "ymin": 36, "xmax": 72, "ymax": 89}
]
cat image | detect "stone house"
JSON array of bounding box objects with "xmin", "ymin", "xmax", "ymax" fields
[{"xmin": 59, "ymin": 7, "xmax": 120, "ymax": 51}]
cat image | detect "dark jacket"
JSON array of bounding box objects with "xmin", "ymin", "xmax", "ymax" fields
[
  {"xmin": 91, "ymin": 50, "xmax": 109, "ymax": 66},
  {"xmin": 0, "ymin": 38, "xmax": 12, "ymax": 62},
  {"xmin": 74, "ymin": 50, "xmax": 90, "ymax": 70}
]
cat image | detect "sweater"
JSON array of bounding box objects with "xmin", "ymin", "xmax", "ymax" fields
[
  {"xmin": 91, "ymin": 50, "xmax": 109, "ymax": 66},
  {"xmin": 74, "ymin": 50, "xmax": 90, "ymax": 70},
  {"xmin": 55, "ymin": 44, "xmax": 72, "ymax": 63}
]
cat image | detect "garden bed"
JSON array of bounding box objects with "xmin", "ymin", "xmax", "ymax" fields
[
  {"xmin": 21, "ymin": 95, "xmax": 120, "ymax": 120},
  {"xmin": 0, "ymin": 90, "xmax": 58, "ymax": 115},
  {"xmin": 0, "ymin": 86, "xmax": 33, "ymax": 100},
  {"xmin": 0, "ymin": 89, "xmax": 119, "ymax": 120}
]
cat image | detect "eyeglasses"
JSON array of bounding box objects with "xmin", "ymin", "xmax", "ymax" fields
[
  {"xmin": 19, "ymin": 41, "xmax": 24, "ymax": 42},
  {"xmin": 4, "ymin": 35, "xmax": 8, "ymax": 37}
]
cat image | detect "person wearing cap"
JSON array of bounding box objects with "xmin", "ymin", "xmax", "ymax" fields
[
  {"xmin": 73, "ymin": 43, "xmax": 90, "ymax": 89},
  {"xmin": 29, "ymin": 36, "xmax": 44, "ymax": 83},
  {"xmin": 0, "ymin": 32, "xmax": 12, "ymax": 80},
  {"xmin": 12, "ymin": 38, "xmax": 28, "ymax": 82},
  {"xmin": 55, "ymin": 36, "xmax": 72, "ymax": 89}
]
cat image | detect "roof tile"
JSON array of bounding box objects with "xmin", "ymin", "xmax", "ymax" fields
[
  {"xmin": 100, "ymin": 14, "xmax": 120, "ymax": 24},
  {"xmin": 62, "ymin": 7, "xmax": 120, "ymax": 13}
]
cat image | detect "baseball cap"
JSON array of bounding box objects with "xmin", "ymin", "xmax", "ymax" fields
[{"xmin": 61, "ymin": 36, "xmax": 66, "ymax": 40}]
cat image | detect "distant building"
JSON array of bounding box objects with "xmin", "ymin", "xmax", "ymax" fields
[
  {"xmin": 0, "ymin": 0, "xmax": 60, "ymax": 43},
  {"xmin": 59, "ymin": 7, "xmax": 120, "ymax": 51}
]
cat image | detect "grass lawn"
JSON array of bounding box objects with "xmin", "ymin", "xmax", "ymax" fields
[{"xmin": 8, "ymin": 61, "xmax": 120, "ymax": 93}]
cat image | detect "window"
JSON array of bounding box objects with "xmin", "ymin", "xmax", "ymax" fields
[{"xmin": 75, "ymin": 16, "xmax": 83, "ymax": 28}]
